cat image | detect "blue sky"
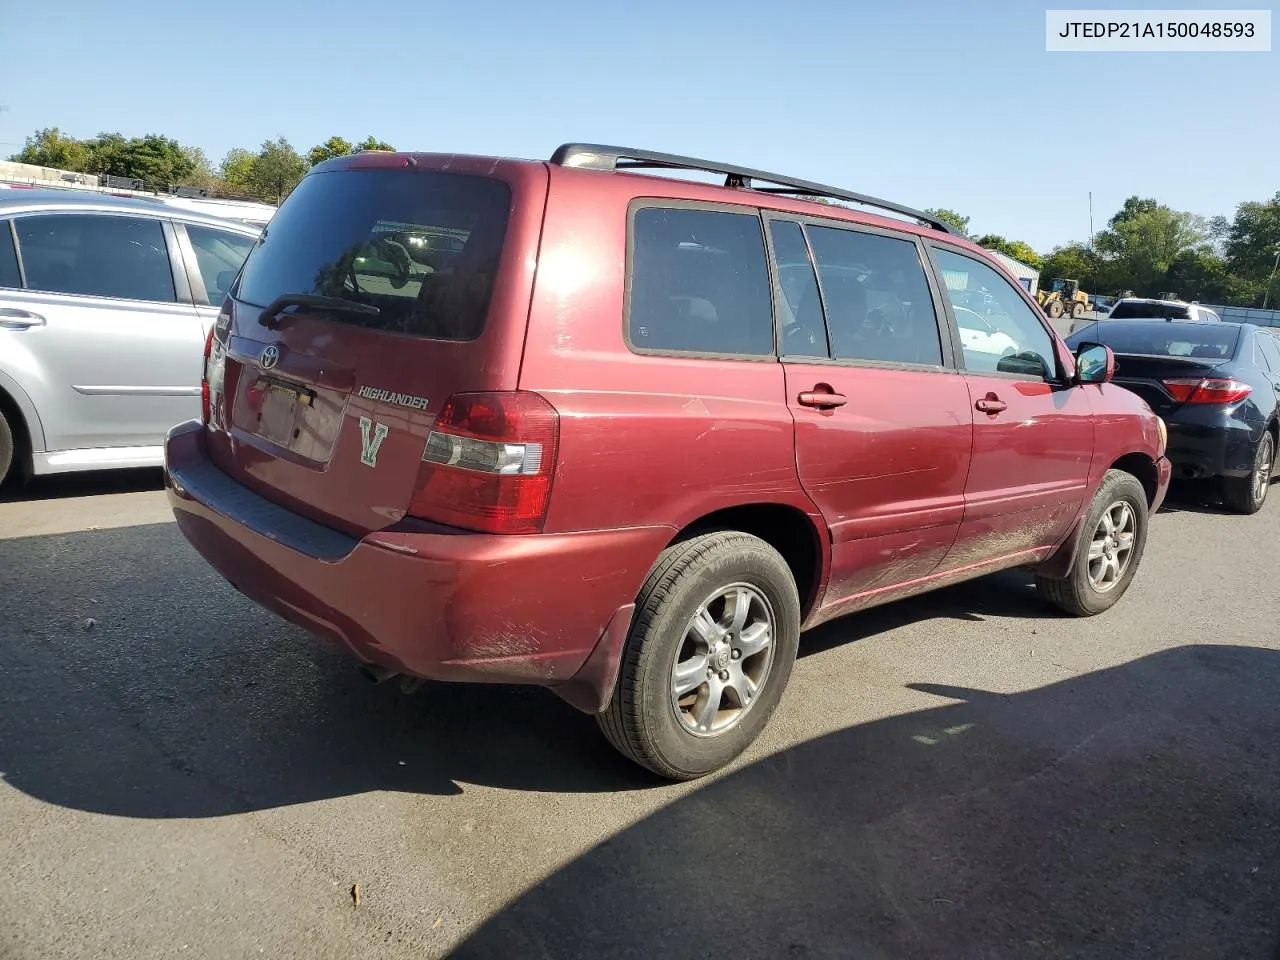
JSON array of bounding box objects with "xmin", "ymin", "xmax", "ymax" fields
[{"xmin": 1, "ymin": 0, "xmax": 1274, "ymax": 253}]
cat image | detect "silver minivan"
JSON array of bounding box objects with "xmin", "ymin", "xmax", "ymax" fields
[{"xmin": 0, "ymin": 191, "xmax": 260, "ymax": 485}]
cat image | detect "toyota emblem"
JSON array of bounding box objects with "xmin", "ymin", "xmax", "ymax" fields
[{"xmin": 260, "ymin": 345, "xmax": 280, "ymax": 370}]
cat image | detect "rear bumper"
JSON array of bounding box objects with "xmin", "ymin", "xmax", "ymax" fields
[
  {"xmin": 1165, "ymin": 418, "xmax": 1261, "ymax": 480},
  {"xmin": 164, "ymin": 420, "xmax": 668, "ymax": 711}
]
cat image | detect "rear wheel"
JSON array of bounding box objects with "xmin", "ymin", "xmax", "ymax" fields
[
  {"xmin": 1070, "ymin": 301, "xmax": 1085, "ymax": 319},
  {"xmin": 0, "ymin": 409, "xmax": 13, "ymax": 488},
  {"xmin": 1222, "ymin": 431, "xmax": 1274, "ymax": 515},
  {"xmin": 597, "ymin": 531, "xmax": 801, "ymax": 780},
  {"xmin": 1035, "ymin": 470, "xmax": 1149, "ymax": 616},
  {"xmin": 1048, "ymin": 300, "xmax": 1065, "ymax": 319}
]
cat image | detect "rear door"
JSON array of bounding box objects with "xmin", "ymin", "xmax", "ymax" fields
[
  {"xmin": 6, "ymin": 211, "xmax": 204, "ymax": 453},
  {"xmin": 769, "ymin": 215, "xmax": 972, "ymax": 605},
  {"xmin": 173, "ymin": 220, "xmax": 259, "ymax": 338},
  {"xmin": 206, "ymin": 160, "xmax": 545, "ymax": 537},
  {"xmin": 928, "ymin": 245, "xmax": 1093, "ymax": 569}
]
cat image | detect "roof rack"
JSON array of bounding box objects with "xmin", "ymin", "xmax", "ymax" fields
[{"xmin": 549, "ymin": 143, "xmax": 957, "ymax": 236}]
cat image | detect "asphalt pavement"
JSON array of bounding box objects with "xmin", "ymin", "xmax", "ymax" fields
[{"xmin": 1, "ymin": 469, "xmax": 1278, "ymax": 959}]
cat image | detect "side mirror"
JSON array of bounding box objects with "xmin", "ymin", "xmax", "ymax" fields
[{"xmin": 1076, "ymin": 343, "xmax": 1115, "ymax": 384}]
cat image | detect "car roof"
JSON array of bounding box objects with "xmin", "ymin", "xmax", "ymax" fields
[
  {"xmin": 0, "ymin": 189, "xmax": 261, "ymax": 232},
  {"xmin": 1114, "ymin": 297, "xmax": 1195, "ymax": 307},
  {"xmin": 1077, "ymin": 317, "xmax": 1248, "ymax": 332}
]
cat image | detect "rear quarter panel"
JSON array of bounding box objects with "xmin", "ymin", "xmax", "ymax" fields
[
  {"xmin": 518, "ymin": 167, "xmax": 821, "ymax": 538},
  {"xmin": 1083, "ymin": 381, "xmax": 1165, "ymax": 491}
]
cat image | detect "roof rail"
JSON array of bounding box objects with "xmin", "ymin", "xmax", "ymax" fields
[{"xmin": 549, "ymin": 143, "xmax": 957, "ymax": 235}]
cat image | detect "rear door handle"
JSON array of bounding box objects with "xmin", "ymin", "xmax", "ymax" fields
[
  {"xmin": 798, "ymin": 388, "xmax": 848, "ymax": 409},
  {"xmin": 975, "ymin": 396, "xmax": 1007, "ymax": 414},
  {"xmin": 0, "ymin": 308, "xmax": 46, "ymax": 329}
]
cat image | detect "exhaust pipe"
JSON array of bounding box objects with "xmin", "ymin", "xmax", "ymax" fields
[{"xmin": 357, "ymin": 663, "xmax": 398, "ymax": 684}]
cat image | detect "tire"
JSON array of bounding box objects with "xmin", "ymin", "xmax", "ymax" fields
[
  {"xmin": 1221, "ymin": 431, "xmax": 1274, "ymax": 515},
  {"xmin": 1071, "ymin": 301, "xmax": 1085, "ymax": 319},
  {"xmin": 1048, "ymin": 300, "xmax": 1065, "ymax": 319},
  {"xmin": 1035, "ymin": 469, "xmax": 1150, "ymax": 617},
  {"xmin": 598, "ymin": 531, "xmax": 801, "ymax": 780},
  {"xmin": 0, "ymin": 409, "xmax": 13, "ymax": 488}
]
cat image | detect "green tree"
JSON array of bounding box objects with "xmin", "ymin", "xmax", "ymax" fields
[
  {"xmin": 307, "ymin": 135, "xmax": 354, "ymax": 166},
  {"xmin": 975, "ymin": 234, "xmax": 1044, "ymax": 270},
  {"xmin": 1093, "ymin": 203, "xmax": 1209, "ymax": 296},
  {"xmin": 1222, "ymin": 192, "xmax": 1280, "ymax": 306},
  {"xmin": 246, "ymin": 137, "xmax": 309, "ymax": 202},
  {"xmin": 1041, "ymin": 242, "xmax": 1105, "ymax": 292},
  {"xmin": 181, "ymin": 146, "xmax": 217, "ymax": 190},
  {"xmin": 355, "ymin": 136, "xmax": 396, "ymax": 152},
  {"xmin": 924, "ymin": 208, "xmax": 970, "ymax": 236},
  {"xmin": 219, "ymin": 148, "xmax": 256, "ymax": 190},
  {"xmin": 85, "ymin": 133, "xmax": 196, "ymax": 189},
  {"xmin": 11, "ymin": 127, "xmax": 91, "ymax": 171},
  {"xmin": 1164, "ymin": 249, "xmax": 1234, "ymax": 302}
]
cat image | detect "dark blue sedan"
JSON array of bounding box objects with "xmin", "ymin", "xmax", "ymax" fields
[{"xmin": 1066, "ymin": 319, "xmax": 1280, "ymax": 515}]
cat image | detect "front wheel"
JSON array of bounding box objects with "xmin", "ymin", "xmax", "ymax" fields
[
  {"xmin": 1221, "ymin": 431, "xmax": 1274, "ymax": 515},
  {"xmin": 1035, "ymin": 469, "xmax": 1150, "ymax": 616},
  {"xmin": 597, "ymin": 531, "xmax": 801, "ymax": 780},
  {"xmin": 1048, "ymin": 300, "xmax": 1065, "ymax": 319}
]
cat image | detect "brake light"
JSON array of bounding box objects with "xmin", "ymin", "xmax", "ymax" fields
[
  {"xmin": 201, "ymin": 304, "xmax": 230, "ymax": 425},
  {"xmin": 407, "ymin": 391, "xmax": 560, "ymax": 535},
  {"xmin": 1162, "ymin": 377, "xmax": 1252, "ymax": 405}
]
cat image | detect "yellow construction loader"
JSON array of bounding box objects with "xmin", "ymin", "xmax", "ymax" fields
[{"xmin": 1036, "ymin": 278, "xmax": 1090, "ymax": 319}]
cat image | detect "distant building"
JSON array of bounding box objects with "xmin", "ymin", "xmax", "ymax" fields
[{"xmin": 984, "ymin": 249, "xmax": 1041, "ymax": 296}]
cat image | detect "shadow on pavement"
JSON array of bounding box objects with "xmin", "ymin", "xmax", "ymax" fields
[
  {"xmin": 454, "ymin": 644, "xmax": 1280, "ymax": 960},
  {"xmin": 0, "ymin": 467, "xmax": 164, "ymax": 503},
  {"xmin": 2, "ymin": 525, "xmax": 1060, "ymax": 816}
]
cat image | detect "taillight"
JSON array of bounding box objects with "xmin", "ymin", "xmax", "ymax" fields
[
  {"xmin": 407, "ymin": 391, "xmax": 560, "ymax": 535},
  {"xmin": 1162, "ymin": 377, "xmax": 1252, "ymax": 405},
  {"xmin": 201, "ymin": 302, "xmax": 231, "ymax": 425}
]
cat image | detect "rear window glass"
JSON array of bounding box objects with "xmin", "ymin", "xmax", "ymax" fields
[
  {"xmin": 627, "ymin": 206, "xmax": 774, "ymax": 356},
  {"xmin": 236, "ymin": 170, "xmax": 511, "ymax": 341},
  {"xmin": 1081, "ymin": 322, "xmax": 1240, "ymax": 358},
  {"xmin": 1109, "ymin": 300, "xmax": 1190, "ymax": 320}
]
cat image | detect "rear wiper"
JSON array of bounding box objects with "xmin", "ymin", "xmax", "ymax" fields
[{"xmin": 259, "ymin": 293, "xmax": 380, "ymax": 329}]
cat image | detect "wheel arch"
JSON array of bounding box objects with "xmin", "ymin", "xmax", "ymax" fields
[
  {"xmin": 666, "ymin": 502, "xmax": 827, "ymax": 620},
  {"xmin": 0, "ymin": 372, "xmax": 43, "ymax": 481}
]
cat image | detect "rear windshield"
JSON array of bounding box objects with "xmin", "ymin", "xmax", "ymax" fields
[
  {"xmin": 236, "ymin": 170, "xmax": 511, "ymax": 340},
  {"xmin": 1109, "ymin": 301, "xmax": 1190, "ymax": 320},
  {"xmin": 1081, "ymin": 322, "xmax": 1240, "ymax": 359}
]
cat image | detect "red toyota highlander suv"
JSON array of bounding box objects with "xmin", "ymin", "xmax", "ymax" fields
[{"xmin": 165, "ymin": 143, "xmax": 1171, "ymax": 780}]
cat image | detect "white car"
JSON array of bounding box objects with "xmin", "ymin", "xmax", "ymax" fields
[
  {"xmin": 1070, "ymin": 297, "xmax": 1221, "ymax": 334},
  {"xmin": 955, "ymin": 306, "xmax": 1019, "ymax": 357}
]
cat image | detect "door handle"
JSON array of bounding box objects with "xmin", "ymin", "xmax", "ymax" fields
[
  {"xmin": 0, "ymin": 308, "xmax": 46, "ymax": 329},
  {"xmin": 798, "ymin": 387, "xmax": 848, "ymax": 409},
  {"xmin": 975, "ymin": 395, "xmax": 1007, "ymax": 414}
]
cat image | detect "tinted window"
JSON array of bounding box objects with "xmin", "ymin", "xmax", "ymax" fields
[
  {"xmin": 0, "ymin": 222, "xmax": 18, "ymax": 288},
  {"xmin": 237, "ymin": 171, "xmax": 511, "ymax": 341},
  {"xmin": 1109, "ymin": 300, "xmax": 1191, "ymax": 320},
  {"xmin": 15, "ymin": 214, "xmax": 175, "ymax": 302},
  {"xmin": 1257, "ymin": 332, "xmax": 1280, "ymax": 371},
  {"xmin": 186, "ymin": 224, "xmax": 257, "ymax": 305},
  {"xmin": 628, "ymin": 207, "xmax": 773, "ymax": 356},
  {"xmin": 934, "ymin": 247, "xmax": 1056, "ymax": 380},
  {"xmin": 1070, "ymin": 321, "xmax": 1240, "ymax": 358},
  {"xmin": 770, "ymin": 220, "xmax": 828, "ymax": 357},
  {"xmin": 805, "ymin": 226, "xmax": 941, "ymax": 365}
]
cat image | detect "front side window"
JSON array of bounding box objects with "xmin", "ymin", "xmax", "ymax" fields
[
  {"xmin": 628, "ymin": 206, "xmax": 774, "ymax": 357},
  {"xmin": 805, "ymin": 225, "xmax": 942, "ymax": 366},
  {"xmin": 186, "ymin": 224, "xmax": 257, "ymax": 305},
  {"xmin": 934, "ymin": 247, "xmax": 1057, "ymax": 380},
  {"xmin": 0, "ymin": 222, "xmax": 18, "ymax": 288},
  {"xmin": 14, "ymin": 214, "xmax": 175, "ymax": 302}
]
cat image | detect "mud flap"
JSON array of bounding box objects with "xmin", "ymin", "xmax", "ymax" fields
[{"xmin": 550, "ymin": 603, "xmax": 636, "ymax": 714}]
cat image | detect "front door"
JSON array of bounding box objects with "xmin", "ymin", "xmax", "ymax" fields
[
  {"xmin": 928, "ymin": 245, "xmax": 1094, "ymax": 570},
  {"xmin": 769, "ymin": 217, "xmax": 973, "ymax": 607},
  {"xmin": 9, "ymin": 212, "xmax": 204, "ymax": 453}
]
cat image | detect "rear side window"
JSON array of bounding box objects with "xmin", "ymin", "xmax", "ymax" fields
[
  {"xmin": 186, "ymin": 224, "xmax": 257, "ymax": 305},
  {"xmin": 628, "ymin": 207, "xmax": 774, "ymax": 356},
  {"xmin": 806, "ymin": 226, "xmax": 942, "ymax": 366},
  {"xmin": 1109, "ymin": 300, "xmax": 1190, "ymax": 320},
  {"xmin": 236, "ymin": 171, "xmax": 511, "ymax": 341},
  {"xmin": 0, "ymin": 222, "xmax": 18, "ymax": 288},
  {"xmin": 1078, "ymin": 322, "xmax": 1240, "ymax": 358},
  {"xmin": 1256, "ymin": 332, "xmax": 1280, "ymax": 371},
  {"xmin": 14, "ymin": 214, "xmax": 175, "ymax": 302}
]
